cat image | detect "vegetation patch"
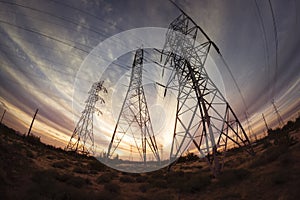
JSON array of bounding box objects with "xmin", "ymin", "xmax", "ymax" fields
[
  {"xmin": 271, "ymin": 169, "xmax": 290, "ymax": 185},
  {"xmin": 250, "ymin": 145, "xmax": 289, "ymax": 168},
  {"xmin": 87, "ymin": 159, "xmax": 107, "ymax": 172},
  {"xmin": 120, "ymin": 175, "xmax": 135, "ymax": 183},
  {"xmin": 73, "ymin": 166, "xmax": 89, "ymax": 174},
  {"xmin": 52, "ymin": 160, "xmax": 71, "ymax": 169},
  {"xmin": 104, "ymin": 182, "xmax": 121, "ymax": 194},
  {"xmin": 218, "ymin": 168, "xmax": 250, "ymax": 187},
  {"xmin": 96, "ymin": 173, "xmax": 113, "ymax": 184},
  {"xmin": 166, "ymin": 172, "xmax": 211, "ymax": 193}
]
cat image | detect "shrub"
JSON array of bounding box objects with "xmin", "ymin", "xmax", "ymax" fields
[
  {"xmin": 218, "ymin": 169, "xmax": 250, "ymax": 187},
  {"xmin": 149, "ymin": 170, "xmax": 164, "ymax": 179},
  {"xmin": 108, "ymin": 170, "xmax": 119, "ymax": 179},
  {"xmin": 130, "ymin": 173, "xmax": 141, "ymax": 177},
  {"xmin": 66, "ymin": 176, "xmax": 87, "ymax": 188},
  {"xmin": 221, "ymin": 192, "xmax": 242, "ymax": 200},
  {"xmin": 139, "ymin": 183, "xmax": 149, "ymax": 193},
  {"xmin": 25, "ymin": 134, "xmax": 41, "ymax": 145},
  {"xmin": 136, "ymin": 175, "xmax": 148, "ymax": 183},
  {"xmin": 27, "ymin": 177, "xmax": 100, "ymax": 200},
  {"xmin": 179, "ymin": 174, "xmax": 211, "ymax": 193},
  {"xmin": 150, "ymin": 190, "xmax": 174, "ymax": 200},
  {"xmin": 31, "ymin": 169, "xmax": 59, "ymax": 184},
  {"xmin": 250, "ymin": 145, "xmax": 288, "ymax": 168},
  {"xmin": 166, "ymin": 172, "xmax": 210, "ymax": 193},
  {"xmin": 96, "ymin": 173, "xmax": 112, "ymax": 184},
  {"xmin": 52, "ymin": 160, "xmax": 70, "ymax": 169},
  {"xmin": 97, "ymin": 191, "xmax": 121, "ymax": 200},
  {"xmin": 26, "ymin": 150, "xmax": 35, "ymax": 158},
  {"xmin": 46, "ymin": 155, "xmax": 55, "ymax": 160},
  {"xmin": 88, "ymin": 159, "xmax": 106, "ymax": 171},
  {"xmin": 73, "ymin": 166, "xmax": 88, "ymax": 174},
  {"xmin": 271, "ymin": 169, "xmax": 289, "ymax": 185},
  {"xmin": 120, "ymin": 175, "xmax": 135, "ymax": 183},
  {"xmin": 149, "ymin": 178, "xmax": 167, "ymax": 188},
  {"xmin": 55, "ymin": 173, "xmax": 72, "ymax": 182},
  {"xmin": 104, "ymin": 182, "xmax": 121, "ymax": 194}
]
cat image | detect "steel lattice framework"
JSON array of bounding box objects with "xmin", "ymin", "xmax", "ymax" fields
[
  {"xmin": 107, "ymin": 48, "xmax": 160, "ymax": 163},
  {"xmin": 160, "ymin": 12, "xmax": 254, "ymax": 176},
  {"xmin": 66, "ymin": 81, "xmax": 107, "ymax": 155}
]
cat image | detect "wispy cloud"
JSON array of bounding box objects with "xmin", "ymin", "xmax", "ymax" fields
[{"xmin": 0, "ymin": 0, "xmax": 299, "ymax": 154}]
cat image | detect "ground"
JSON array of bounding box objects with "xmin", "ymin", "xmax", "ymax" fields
[{"xmin": 0, "ymin": 123, "xmax": 299, "ymax": 200}]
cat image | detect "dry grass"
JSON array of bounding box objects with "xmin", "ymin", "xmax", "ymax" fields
[{"xmin": 0, "ymin": 123, "xmax": 300, "ymax": 199}]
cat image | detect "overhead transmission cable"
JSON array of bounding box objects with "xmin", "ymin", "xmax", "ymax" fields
[
  {"xmin": 253, "ymin": 0, "xmax": 271, "ymax": 100},
  {"xmin": 268, "ymin": 0, "xmax": 279, "ymax": 101},
  {"xmin": 0, "ymin": 1, "xmax": 155, "ymax": 58}
]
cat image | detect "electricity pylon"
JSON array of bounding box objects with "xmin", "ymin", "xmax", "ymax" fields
[
  {"xmin": 107, "ymin": 48, "xmax": 160, "ymax": 164},
  {"xmin": 66, "ymin": 81, "xmax": 107, "ymax": 155},
  {"xmin": 160, "ymin": 6, "xmax": 254, "ymax": 176},
  {"xmin": 271, "ymin": 100, "xmax": 284, "ymax": 127}
]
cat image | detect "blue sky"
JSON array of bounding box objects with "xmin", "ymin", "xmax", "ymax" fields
[{"xmin": 0, "ymin": 0, "xmax": 299, "ymax": 154}]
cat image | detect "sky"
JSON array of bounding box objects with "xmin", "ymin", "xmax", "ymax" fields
[{"xmin": 0, "ymin": 0, "xmax": 299, "ymax": 159}]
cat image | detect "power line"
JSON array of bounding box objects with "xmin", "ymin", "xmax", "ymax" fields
[
  {"xmin": 219, "ymin": 55, "xmax": 248, "ymax": 114},
  {"xmin": 253, "ymin": 0, "xmax": 271, "ymax": 100},
  {"xmin": 0, "ymin": 1, "xmax": 109, "ymax": 39},
  {"xmin": 49, "ymin": 0, "xmax": 124, "ymax": 33},
  {"xmin": 0, "ymin": 19, "xmax": 91, "ymax": 54},
  {"xmin": 268, "ymin": 0, "xmax": 279, "ymax": 100},
  {"xmin": 0, "ymin": 9, "xmax": 101, "ymax": 45}
]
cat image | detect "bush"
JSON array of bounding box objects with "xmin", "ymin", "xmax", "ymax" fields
[
  {"xmin": 180, "ymin": 174, "xmax": 211, "ymax": 193},
  {"xmin": 104, "ymin": 182, "xmax": 121, "ymax": 194},
  {"xmin": 73, "ymin": 166, "xmax": 88, "ymax": 174},
  {"xmin": 139, "ymin": 183, "xmax": 149, "ymax": 193},
  {"xmin": 150, "ymin": 190, "xmax": 174, "ymax": 200},
  {"xmin": 96, "ymin": 173, "xmax": 112, "ymax": 184},
  {"xmin": 271, "ymin": 169, "xmax": 290, "ymax": 185},
  {"xmin": 88, "ymin": 159, "xmax": 106, "ymax": 171},
  {"xmin": 218, "ymin": 169, "xmax": 250, "ymax": 187},
  {"xmin": 166, "ymin": 172, "xmax": 210, "ymax": 193},
  {"xmin": 25, "ymin": 134, "xmax": 42, "ymax": 145},
  {"xmin": 120, "ymin": 175, "xmax": 135, "ymax": 183},
  {"xmin": 28, "ymin": 176, "xmax": 101, "ymax": 200},
  {"xmin": 34, "ymin": 170, "xmax": 89, "ymax": 189},
  {"xmin": 31, "ymin": 169, "xmax": 59, "ymax": 184},
  {"xmin": 26, "ymin": 150, "xmax": 35, "ymax": 158},
  {"xmin": 97, "ymin": 191, "xmax": 121, "ymax": 200},
  {"xmin": 55, "ymin": 173, "xmax": 72, "ymax": 182},
  {"xmin": 66, "ymin": 176, "xmax": 87, "ymax": 188},
  {"xmin": 46, "ymin": 155, "xmax": 55, "ymax": 160},
  {"xmin": 136, "ymin": 175, "xmax": 148, "ymax": 183},
  {"xmin": 250, "ymin": 145, "xmax": 288, "ymax": 168},
  {"xmin": 268, "ymin": 128, "xmax": 296, "ymax": 146},
  {"xmin": 220, "ymin": 192, "xmax": 242, "ymax": 200},
  {"xmin": 149, "ymin": 170, "xmax": 164, "ymax": 179},
  {"xmin": 52, "ymin": 160, "xmax": 70, "ymax": 169}
]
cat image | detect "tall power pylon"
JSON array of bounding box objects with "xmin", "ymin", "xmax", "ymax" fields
[
  {"xmin": 262, "ymin": 113, "xmax": 269, "ymax": 131},
  {"xmin": 66, "ymin": 81, "xmax": 107, "ymax": 155},
  {"xmin": 107, "ymin": 48, "xmax": 160, "ymax": 164},
  {"xmin": 160, "ymin": 7, "xmax": 254, "ymax": 176},
  {"xmin": 271, "ymin": 100, "xmax": 284, "ymax": 127}
]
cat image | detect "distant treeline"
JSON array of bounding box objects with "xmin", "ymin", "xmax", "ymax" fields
[
  {"xmin": 267, "ymin": 115, "xmax": 300, "ymax": 146},
  {"xmin": 268, "ymin": 115, "xmax": 300, "ymax": 134}
]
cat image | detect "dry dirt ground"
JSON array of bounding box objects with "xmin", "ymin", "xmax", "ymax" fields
[{"xmin": 0, "ymin": 124, "xmax": 299, "ymax": 200}]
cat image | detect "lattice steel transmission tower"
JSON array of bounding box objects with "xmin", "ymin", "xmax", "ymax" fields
[
  {"xmin": 107, "ymin": 48, "xmax": 160, "ymax": 163},
  {"xmin": 66, "ymin": 81, "xmax": 107, "ymax": 155},
  {"xmin": 271, "ymin": 100, "xmax": 284, "ymax": 127},
  {"xmin": 160, "ymin": 6, "xmax": 254, "ymax": 176}
]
